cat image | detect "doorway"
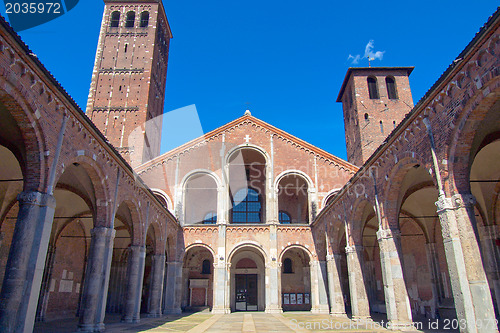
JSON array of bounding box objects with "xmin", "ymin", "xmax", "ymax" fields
[{"xmin": 235, "ymin": 274, "xmax": 258, "ymax": 311}]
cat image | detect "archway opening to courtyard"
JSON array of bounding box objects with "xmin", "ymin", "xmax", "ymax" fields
[
  {"xmin": 467, "ymin": 99, "xmax": 500, "ymax": 316},
  {"xmin": 0, "ymin": 98, "xmax": 28, "ymax": 302},
  {"xmin": 35, "ymin": 162, "xmax": 105, "ymax": 321},
  {"xmin": 105, "ymin": 202, "xmax": 134, "ymax": 315},
  {"xmin": 277, "ymin": 174, "xmax": 309, "ymax": 224},
  {"xmin": 182, "ymin": 246, "xmax": 214, "ymax": 311},
  {"xmin": 280, "ymin": 247, "xmax": 311, "ymax": 311},
  {"xmin": 0, "ymin": 145, "xmax": 24, "ymax": 296},
  {"xmin": 229, "ymin": 245, "xmax": 266, "ymax": 311},
  {"xmin": 396, "ymin": 164, "xmax": 451, "ymax": 320},
  {"xmin": 359, "ymin": 201, "xmax": 385, "ymax": 315},
  {"xmin": 140, "ymin": 224, "xmax": 156, "ymax": 314},
  {"xmin": 329, "ymin": 221, "xmax": 350, "ymax": 314},
  {"xmin": 184, "ymin": 173, "xmax": 218, "ymax": 225},
  {"xmin": 229, "ymin": 148, "xmax": 266, "ymax": 224}
]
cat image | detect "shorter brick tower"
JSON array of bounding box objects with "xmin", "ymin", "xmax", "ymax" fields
[
  {"xmin": 337, "ymin": 67, "xmax": 414, "ymax": 166},
  {"xmin": 86, "ymin": 0, "xmax": 172, "ymax": 167}
]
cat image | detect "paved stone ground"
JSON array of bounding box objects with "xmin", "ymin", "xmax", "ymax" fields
[{"xmin": 34, "ymin": 312, "xmax": 460, "ymax": 332}]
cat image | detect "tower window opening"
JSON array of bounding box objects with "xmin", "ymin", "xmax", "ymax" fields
[
  {"xmin": 119, "ymin": 85, "xmax": 122, "ymax": 91},
  {"xmin": 140, "ymin": 11, "xmax": 149, "ymax": 27},
  {"xmin": 124, "ymin": 44, "xmax": 128, "ymax": 53},
  {"xmin": 380, "ymin": 120, "xmax": 384, "ymax": 133},
  {"xmin": 386, "ymin": 76, "xmax": 398, "ymax": 99},
  {"xmin": 364, "ymin": 113, "xmax": 369, "ymax": 121},
  {"xmin": 110, "ymin": 11, "xmax": 120, "ymax": 27},
  {"xmin": 367, "ymin": 77, "xmax": 379, "ymax": 99},
  {"xmin": 125, "ymin": 11, "xmax": 135, "ymax": 28},
  {"xmin": 393, "ymin": 120, "xmax": 396, "ymax": 128}
]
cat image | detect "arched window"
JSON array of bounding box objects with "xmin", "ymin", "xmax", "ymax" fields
[
  {"xmin": 201, "ymin": 259, "xmax": 211, "ymax": 274},
  {"xmin": 386, "ymin": 76, "xmax": 398, "ymax": 99},
  {"xmin": 110, "ymin": 11, "xmax": 120, "ymax": 27},
  {"xmin": 283, "ymin": 258, "xmax": 293, "ymax": 273},
  {"xmin": 140, "ymin": 11, "xmax": 149, "ymax": 27},
  {"xmin": 125, "ymin": 11, "xmax": 135, "ymax": 28},
  {"xmin": 279, "ymin": 211, "xmax": 291, "ymax": 224},
  {"xmin": 232, "ymin": 188, "xmax": 261, "ymax": 223},
  {"xmin": 364, "ymin": 113, "xmax": 369, "ymax": 121},
  {"xmin": 367, "ymin": 77, "xmax": 379, "ymax": 99},
  {"xmin": 202, "ymin": 212, "xmax": 217, "ymax": 224}
]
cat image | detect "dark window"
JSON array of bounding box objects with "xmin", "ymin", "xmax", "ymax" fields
[
  {"xmin": 279, "ymin": 211, "xmax": 291, "ymax": 224},
  {"xmin": 380, "ymin": 120, "xmax": 384, "ymax": 133},
  {"xmin": 140, "ymin": 11, "xmax": 149, "ymax": 27},
  {"xmin": 232, "ymin": 188, "xmax": 261, "ymax": 223},
  {"xmin": 367, "ymin": 77, "xmax": 379, "ymax": 99},
  {"xmin": 386, "ymin": 76, "xmax": 398, "ymax": 99},
  {"xmin": 283, "ymin": 258, "xmax": 293, "ymax": 273},
  {"xmin": 110, "ymin": 11, "xmax": 120, "ymax": 27},
  {"xmin": 202, "ymin": 259, "xmax": 211, "ymax": 274},
  {"xmin": 125, "ymin": 11, "xmax": 135, "ymax": 28},
  {"xmin": 203, "ymin": 212, "xmax": 217, "ymax": 224},
  {"xmin": 124, "ymin": 44, "xmax": 128, "ymax": 53},
  {"xmin": 364, "ymin": 113, "xmax": 369, "ymax": 121}
]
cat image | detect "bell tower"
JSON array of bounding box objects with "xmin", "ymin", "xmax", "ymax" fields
[
  {"xmin": 337, "ymin": 67, "xmax": 414, "ymax": 166},
  {"xmin": 86, "ymin": 0, "xmax": 172, "ymax": 167}
]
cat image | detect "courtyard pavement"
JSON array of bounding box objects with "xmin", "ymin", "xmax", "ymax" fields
[{"xmin": 34, "ymin": 312, "xmax": 459, "ymax": 333}]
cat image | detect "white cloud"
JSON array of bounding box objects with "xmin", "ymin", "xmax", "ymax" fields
[{"xmin": 347, "ymin": 40, "xmax": 385, "ymax": 65}]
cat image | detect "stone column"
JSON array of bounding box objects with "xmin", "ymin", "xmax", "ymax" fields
[
  {"xmin": 163, "ymin": 261, "xmax": 182, "ymax": 314},
  {"xmin": 310, "ymin": 260, "xmax": 330, "ymax": 314},
  {"xmin": 212, "ymin": 224, "xmax": 229, "ymax": 313},
  {"xmin": 345, "ymin": 245, "xmax": 370, "ymax": 320},
  {"xmin": 478, "ymin": 225, "xmax": 500, "ymax": 315},
  {"xmin": 122, "ymin": 245, "xmax": 146, "ymax": 323},
  {"xmin": 265, "ymin": 224, "xmax": 282, "ymax": 313},
  {"xmin": 425, "ymin": 243, "xmax": 441, "ymax": 318},
  {"xmin": 0, "ymin": 191, "xmax": 56, "ymax": 333},
  {"xmin": 376, "ymin": 228, "xmax": 413, "ymax": 329},
  {"xmin": 436, "ymin": 194, "xmax": 496, "ymax": 333},
  {"xmin": 147, "ymin": 254, "xmax": 165, "ymax": 317},
  {"xmin": 326, "ymin": 254, "xmax": 347, "ymax": 317},
  {"xmin": 212, "ymin": 261, "xmax": 230, "ymax": 313},
  {"xmin": 78, "ymin": 226, "xmax": 115, "ymax": 332}
]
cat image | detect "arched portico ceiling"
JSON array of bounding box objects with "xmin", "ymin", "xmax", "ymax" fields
[{"xmin": 227, "ymin": 242, "xmax": 267, "ymax": 264}]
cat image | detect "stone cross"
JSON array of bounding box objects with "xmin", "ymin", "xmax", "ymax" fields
[{"xmin": 244, "ymin": 135, "xmax": 251, "ymax": 143}]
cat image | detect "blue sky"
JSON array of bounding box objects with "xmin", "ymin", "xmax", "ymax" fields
[{"xmin": 2, "ymin": 1, "xmax": 498, "ymax": 160}]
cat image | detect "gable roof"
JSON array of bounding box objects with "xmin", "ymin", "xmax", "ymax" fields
[{"xmin": 135, "ymin": 114, "xmax": 358, "ymax": 173}]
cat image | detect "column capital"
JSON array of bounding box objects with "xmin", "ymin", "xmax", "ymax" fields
[
  {"xmin": 345, "ymin": 245, "xmax": 363, "ymax": 254},
  {"xmin": 17, "ymin": 191, "xmax": 56, "ymax": 208},
  {"xmin": 376, "ymin": 228, "xmax": 401, "ymax": 241},
  {"xmin": 435, "ymin": 195, "xmax": 454, "ymax": 213},
  {"xmin": 451, "ymin": 193, "xmax": 476, "ymax": 209},
  {"xmin": 90, "ymin": 226, "xmax": 115, "ymax": 238}
]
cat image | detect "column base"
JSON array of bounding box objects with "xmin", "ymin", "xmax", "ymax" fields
[
  {"xmin": 163, "ymin": 307, "xmax": 182, "ymax": 315},
  {"xmin": 330, "ymin": 311, "xmax": 348, "ymax": 318},
  {"xmin": 265, "ymin": 306, "xmax": 283, "ymax": 313},
  {"xmin": 145, "ymin": 312, "xmax": 162, "ymax": 318},
  {"xmin": 386, "ymin": 321, "xmax": 415, "ymax": 331},
  {"xmin": 311, "ymin": 307, "xmax": 330, "ymax": 314},
  {"xmin": 352, "ymin": 315, "xmax": 372, "ymax": 322},
  {"xmin": 77, "ymin": 323, "xmax": 105, "ymax": 332},
  {"xmin": 211, "ymin": 307, "xmax": 231, "ymax": 314}
]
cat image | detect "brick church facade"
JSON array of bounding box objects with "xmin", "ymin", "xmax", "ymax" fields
[{"xmin": 0, "ymin": 1, "xmax": 498, "ymax": 332}]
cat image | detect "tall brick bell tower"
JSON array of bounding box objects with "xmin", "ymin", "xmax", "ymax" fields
[
  {"xmin": 337, "ymin": 67, "xmax": 414, "ymax": 166},
  {"xmin": 86, "ymin": 0, "xmax": 171, "ymax": 167}
]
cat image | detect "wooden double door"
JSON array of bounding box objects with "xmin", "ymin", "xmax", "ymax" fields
[{"xmin": 235, "ymin": 274, "xmax": 258, "ymax": 311}]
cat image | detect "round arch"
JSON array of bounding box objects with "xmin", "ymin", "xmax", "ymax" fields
[
  {"xmin": 151, "ymin": 188, "xmax": 172, "ymax": 211},
  {"xmin": 183, "ymin": 243, "xmax": 216, "ymax": 261},
  {"xmin": 278, "ymin": 244, "xmax": 314, "ymax": 263},
  {"xmin": 225, "ymin": 144, "xmax": 270, "ymax": 166},
  {"xmin": 227, "ymin": 241, "xmax": 267, "ymax": 264},
  {"xmin": 182, "ymin": 171, "xmax": 220, "ymax": 225},
  {"xmin": 274, "ymin": 170, "xmax": 314, "ymax": 190},
  {"xmin": 321, "ymin": 188, "xmax": 342, "ymax": 209}
]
